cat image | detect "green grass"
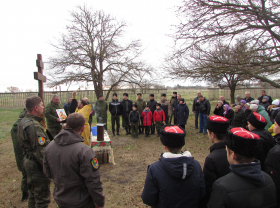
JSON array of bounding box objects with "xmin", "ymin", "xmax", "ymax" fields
[{"xmin": 0, "ymin": 108, "xmax": 22, "ymax": 140}]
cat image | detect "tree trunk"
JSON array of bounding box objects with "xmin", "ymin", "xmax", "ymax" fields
[{"xmin": 229, "ymin": 85, "xmax": 236, "ymax": 104}]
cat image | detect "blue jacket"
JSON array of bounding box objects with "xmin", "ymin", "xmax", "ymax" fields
[
  {"xmin": 141, "ymin": 152, "xmax": 206, "ymax": 208},
  {"xmin": 63, "ymin": 102, "xmax": 71, "ymax": 116},
  {"xmin": 175, "ymin": 103, "xmax": 189, "ymax": 125},
  {"xmin": 120, "ymin": 99, "xmax": 133, "ymax": 118}
]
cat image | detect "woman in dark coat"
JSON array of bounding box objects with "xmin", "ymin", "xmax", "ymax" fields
[
  {"xmin": 175, "ymin": 99, "xmax": 189, "ymax": 129},
  {"xmin": 223, "ymin": 104, "xmax": 234, "ymax": 123},
  {"xmin": 214, "ymin": 101, "xmax": 224, "ymax": 116},
  {"xmin": 231, "ymin": 105, "xmax": 247, "ymax": 128}
]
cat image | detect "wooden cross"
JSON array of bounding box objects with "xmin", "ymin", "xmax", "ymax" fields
[{"xmin": 34, "ymin": 54, "xmax": 47, "ymax": 122}]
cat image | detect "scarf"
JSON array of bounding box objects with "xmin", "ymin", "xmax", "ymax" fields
[{"xmin": 223, "ymin": 104, "xmax": 232, "ymax": 115}]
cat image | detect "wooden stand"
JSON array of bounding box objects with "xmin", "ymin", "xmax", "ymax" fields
[{"xmin": 97, "ymin": 123, "xmax": 105, "ymax": 141}]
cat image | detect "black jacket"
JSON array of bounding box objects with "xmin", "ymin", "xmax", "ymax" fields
[
  {"xmin": 120, "ymin": 99, "xmax": 132, "ymax": 118},
  {"xmin": 224, "ymin": 109, "xmax": 234, "ymax": 124},
  {"xmin": 261, "ymin": 101, "xmax": 271, "ymax": 116},
  {"xmin": 213, "ymin": 106, "xmax": 224, "ymax": 116},
  {"xmin": 222, "ymin": 100, "xmax": 229, "ymax": 105},
  {"xmin": 141, "ymin": 152, "xmax": 206, "ymax": 208},
  {"xmin": 172, "ymin": 99, "xmax": 179, "ymax": 111},
  {"xmin": 258, "ymin": 95, "xmax": 273, "ymax": 105},
  {"xmin": 251, "ymin": 129, "xmax": 276, "ymax": 171},
  {"xmin": 175, "ymin": 103, "xmax": 189, "ymax": 125},
  {"xmin": 231, "ymin": 109, "xmax": 247, "ymax": 128},
  {"xmin": 109, "ymin": 99, "xmax": 122, "ymax": 116},
  {"xmin": 193, "ymin": 97, "xmax": 200, "ymax": 111},
  {"xmin": 265, "ymin": 134, "xmax": 280, "ymax": 207},
  {"xmin": 129, "ymin": 110, "xmax": 140, "ymax": 124},
  {"xmin": 244, "ymin": 96, "xmax": 254, "ymax": 103},
  {"xmin": 271, "ymin": 108, "xmax": 280, "ymax": 123},
  {"xmin": 196, "ymin": 98, "xmax": 211, "ymax": 115},
  {"xmin": 147, "ymin": 99, "xmax": 157, "ymax": 113},
  {"xmin": 201, "ymin": 142, "xmax": 230, "ymax": 208},
  {"xmin": 208, "ymin": 161, "xmax": 277, "ymax": 208}
]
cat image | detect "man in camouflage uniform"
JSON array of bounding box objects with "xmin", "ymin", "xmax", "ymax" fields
[
  {"xmin": 95, "ymin": 95, "xmax": 108, "ymax": 130},
  {"xmin": 135, "ymin": 93, "xmax": 146, "ymax": 134},
  {"xmin": 18, "ymin": 96, "xmax": 51, "ymax": 208},
  {"xmin": 11, "ymin": 108, "xmax": 28, "ymax": 201},
  {"xmin": 169, "ymin": 92, "xmax": 177, "ymax": 124},
  {"xmin": 45, "ymin": 95, "xmax": 64, "ymax": 137}
]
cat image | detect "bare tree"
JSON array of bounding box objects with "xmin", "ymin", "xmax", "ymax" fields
[
  {"xmin": 165, "ymin": 40, "xmax": 268, "ymax": 103},
  {"xmin": 47, "ymin": 5, "xmax": 152, "ymax": 100},
  {"xmin": 173, "ymin": 0, "xmax": 280, "ymax": 87},
  {"xmin": 7, "ymin": 86, "xmax": 21, "ymax": 93}
]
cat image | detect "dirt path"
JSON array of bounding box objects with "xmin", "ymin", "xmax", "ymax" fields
[{"xmin": 0, "ymin": 118, "xmax": 210, "ymax": 208}]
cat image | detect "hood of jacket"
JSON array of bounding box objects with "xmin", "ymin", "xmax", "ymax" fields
[
  {"xmin": 143, "ymin": 109, "xmax": 151, "ymax": 113},
  {"xmin": 54, "ymin": 129, "xmax": 84, "ymax": 146},
  {"xmin": 230, "ymin": 160, "xmax": 265, "ymax": 186},
  {"xmin": 159, "ymin": 151, "xmax": 194, "ymax": 179}
]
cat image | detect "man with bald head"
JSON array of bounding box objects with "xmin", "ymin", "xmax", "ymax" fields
[
  {"xmin": 192, "ymin": 91, "xmax": 201, "ymax": 129},
  {"xmin": 45, "ymin": 95, "xmax": 64, "ymax": 137}
]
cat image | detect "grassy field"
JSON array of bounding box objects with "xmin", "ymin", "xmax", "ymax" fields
[{"xmin": 0, "ymin": 104, "xmax": 217, "ymax": 208}]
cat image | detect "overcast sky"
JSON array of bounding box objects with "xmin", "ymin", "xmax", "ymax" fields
[{"xmin": 0, "ymin": 0, "xmax": 192, "ymax": 93}]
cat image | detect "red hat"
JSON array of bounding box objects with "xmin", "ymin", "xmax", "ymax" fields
[
  {"xmin": 225, "ymin": 127, "xmax": 260, "ymax": 157},
  {"xmin": 160, "ymin": 125, "xmax": 186, "ymax": 148},
  {"xmin": 207, "ymin": 115, "xmax": 230, "ymax": 134},
  {"xmin": 247, "ymin": 112, "xmax": 267, "ymax": 129}
]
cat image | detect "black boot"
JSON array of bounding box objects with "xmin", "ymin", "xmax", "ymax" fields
[
  {"xmin": 21, "ymin": 192, "xmax": 28, "ymax": 201},
  {"xmin": 128, "ymin": 127, "xmax": 131, "ymax": 134},
  {"xmin": 117, "ymin": 130, "xmax": 120, "ymax": 136},
  {"xmin": 141, "ymin": 127, "xmax": 145, "ymax": 134},
  {"xmin": 112, "ymin": 129, "xmax": 115, "ymax": 136},
  {"xmin": 125, "ymin": 128, "xmax": 128, "ymax": 135}
]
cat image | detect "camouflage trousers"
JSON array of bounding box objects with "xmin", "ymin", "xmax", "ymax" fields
[
  {"xmin": 48, "ymin": 126, "xmax": 62, "ymax": 138},
  {"xmin": 24, "ymin": 158, "xmax": 51, "ymax": 208},
  {"xmin": 131, "ymin": 123, "xmax": 139, "ymax": 138},
  {"xmin": 58, "ymin": 198, "xmax": 95, "ymax": 208},
  {"xmin": 155, "ymin": 121, "xmax": 164, "ymax": 135}
]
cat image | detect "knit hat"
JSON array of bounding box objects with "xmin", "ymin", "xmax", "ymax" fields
[
  {"xmin": 161, "ymin": 93, "xmax": 166, "ymax": 97},
  {"xmin": 272, "ymin": 99, "xmax": 280, "ymax": 106},
  {"xmin": 156, "ymin": 103, "xmax": 161, "ymax": 107},
  {"xmin": 247, "ymin": 112, "xmax": 267, "ymax": 129},
  {"xmin": 173, "ymin": 92, "xmax": 177, "ymax": 94},
  {"xmin": 150, "ymin": 94, "xmax": 154, "ymax": 97},
  {"xmin": 160, "ymin": 125, "xmax": 186, "ymax": 148},
  {"xmin": 225, "ymin": 127, "xmax": 260, "ymax": 157},
  {"xmin": 263, "ymin": 96, "xmax": 269, "ymax": 101},
  {"xmin": 207, "ymin": 116, "xmax": 230, "ymax": 134},
  {"xmin": 241, "ymin": 100, "xmax": 246, "ymax": 104},
  {"xmin": 98, "ymin": 94, "xmax": 103, "ymax": 98},
  {"xmin": 123, "ymin": 93, "xmax": 128, "ymax": 96},
  {"xmin": 236, "ymin": 95, "xmax": 241, "ymax": 99},
  {"xmin": 180, "ymin": 98, "xmax": 184, "ymax": 102},
  {"xmin": 274, "ymin": 114, "xmax": 280, "ymax": 126},
  {"xmin": 250, "ymin": 104, "xmax": 258, "ymax": 110},
  {"xmin": 250, "ymin": 100, "xmax": 260, "ymax": 105},
  {"xmin": 133, "ymin": 104, "xmax": 137, "ymax": 108},
  {"xmin": 137, "ymin": 93, "xmax": 142, "ymax": 96},
  {"xmin": 112, "ymin": 93, "xmax": 117, "ymax": 97}
]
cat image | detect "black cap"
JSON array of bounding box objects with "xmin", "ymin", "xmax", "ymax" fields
[
  {"xmin": 156, "ymin": 103, "xmax": 161, "ymax": 107},
  {"xmin": 161, "ymin": 93, "xmax": 166, "ymax": 97},
  {"xmin": 150, "ymin": 94, "xmax": 154, "ymax": 97},
  {"xmin": 98, "ymin": 94, "xmax": 103, "ymax": 98},
  {"xmin": 173, "ymin": 92, "xmax": 177, "ymax": 94},
  {"xmin": 160, "ymin": 125, "xmax": 186, "ymax": 148},
  {"xmin": 133, "ymin": 104, "xmax": 137, "ymax": 108},
  {"xmin": 180, "ymin": 98, "xmax": 184, "ymax": 102},
  {"xmin": 112, "ymin": 93, "xmax": 117, "ymax": 97},
  {"xmin": 123, "ymin": 93, "xmax": 128, "ymax": 96},
  {"xmin": 207, "ymin": 115, "xmax": 230, "ymax": 134},
  {"xmin": 247, "ymin": 112, "xmax": 267, "ymax": 129}
]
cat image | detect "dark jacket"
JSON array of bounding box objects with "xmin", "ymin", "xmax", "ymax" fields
[
  {"xmin": 244, "ymin": 96, "xmax": 254, "ymax": 103},
  {"xmin": 258, "ymin": 95, "xmax": 273, "ymax": 105},
  {"xmin": 245, "ymin": 109, "xmax": 252, "ymax": 119},
  {"xmin": 208, "ymin": 161, "xmax": 277, "ymax": 208},
  {"xmin": 265, "ymin": 134, "xmax": 280, "ymax": 207},
  {"xmin": 222, "ymin": 100, "xmax": 229, "ymax": 105},
  {"xmin": 231, "ymin": 109, "xmax": 247, "ymax": 128},
  {"xmin": 129, "ymin": 110, "xmax": 140, "ymax": 124},
  {"xmin": 63, "ymin": 102, "xmax": 71, "ymax": 116},
  {"xmin": 224, "ymin": 109, "xmax": 234, "ymax": 124},
  {"xmin": 147, "ymin": 99, "xmax": 157, "ymax": 113},
  {"xmin": 271, "ymin": 108, "xmax": 280, "ymax": 123},
  {"xmin": 201, "ymin": 141, "xmax": 230, "ymax": 208},
  {"xmin": 251, "ymin": 129, "xmax": 276, "ymax": 171},
  {"xmin": 261, "ymin": 101, "xmax": 271, "ymax": 116},
  {"xmin": 43, "ymin": 129, "xmax": 104, "ymax": 207},
  {"xmin": 196, "ymin": 98, "xmax": 211, "ymax": 115},
  {"xmin": 109, "ymin": 99, "xmax": 122, "ymax": 116},
  {"xmin": 120, "ymin": 99, "xmax": 133, "ymax": 118},
  {"xmin": 193, "ymin": 96, "xmax": 200, "ymax": 111},
  {"xmin": 175, "ymin": 103, "xmax": 189, "ymax": 125},
  {"xmin": 213, "ymin": 106, "xmax": 224, "ymax": 116},
  {"xmin": 141, "ymin": 152, "xmax": 206, "ymax": 208}
]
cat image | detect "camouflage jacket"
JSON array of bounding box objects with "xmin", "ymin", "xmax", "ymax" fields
[
  {"xmin": 135, "ymin": 99, "xmax": 146, "ymax": 117},
  {"xmin": 18, "ymin": 114, "xmax": 50, "ymax": 165},
  {"xmin": 95, "ymin": 100, "xmax": 108, "ymax": 121},
  {"xmin": 45, "ymin": 101, "xmax": 63, "ymax": 129}
]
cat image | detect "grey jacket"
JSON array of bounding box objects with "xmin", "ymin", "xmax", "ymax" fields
[{"xmin": 43, "ymin": 129, "xmax": 104, "ymax": 207}]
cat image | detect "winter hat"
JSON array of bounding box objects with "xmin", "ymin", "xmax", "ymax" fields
[
  {"xmin": 173, "ymin": 92, "xmax": 177, "ymax": 94},
  {"xmin": 247, "ymin": 112, "xmax": 267, "ymax": 129},
  {"xmin": 156, "ymin": 103, "xmax": 161, "ymax": 107},
  {"xmin": 272, "ymin": 99, "xmax": 280, "ymax": 106},
  {"xmin": 161, "ymin": 93, "xmax": 166, "ymax": 97},
  {"xmin": 263, "ymin": 96, "xmax": 269, "ymax": 101},
  {"xmin": 150, "ymin": 94, "xmax": 154, "ymax": 97},
  {"xmin": 225, "ymin": 127, "xmax": 260, "ymax": 157},
  {"xmin": 137, "ymin": 93, "xmax": 142, "ymax": 96},
  {"xmin": 160, "ymin": 125, "xmax": 186, "ymax": 148},
  {"xmin": 180, "ymin": 98, "xmax": 184, "ymax": 102},
  {"xmin": 98, "ymin": 94, "xmax": 103, "ymax": 98},
  {"xmin": 236, "ymin": 95, "xmax": 241, "ymax": 99},
  {"xmin": 241, "ymin": 100, "xmax": 246, "ymax": 104},
  {"xmin": 112, "ymin": 93, "xmax": 117, "ymax": 97},
  {"xmin": 274, "ymin": 114, "xmax": 280, "ymax": 126},
  {"xmin": 123, "ymin": 93, "xmax": 128, "ymax": 96},
  {"xmin": 250, "ymin": 100, "xmax": 260, "ymax": 105},
  {"xmin": 250, "ymin": 104, "xmax": 258, "ymax": 110},
  {"xmin": 207, "ymin": 116, "xmax": 230, "ymax": 134},
  {"xmin": 133, "ymin": 104, "xmax": 137, "ymax": 108}
]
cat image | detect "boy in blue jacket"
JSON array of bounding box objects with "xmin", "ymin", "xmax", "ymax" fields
[{"xmin": 141, "ymin": 125, "xmax": 206, "ymax": 208}]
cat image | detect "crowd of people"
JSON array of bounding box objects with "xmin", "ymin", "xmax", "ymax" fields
[{"xmin": 8, "ymin": 89, "xmax": 280, "ymax": 207}]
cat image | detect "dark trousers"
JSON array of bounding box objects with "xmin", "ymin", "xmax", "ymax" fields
[
  {"xmin": 122, "ymin": 113, "xmax": 130, "ymax": 129},
  {"xmin": 199, "ymin": 113, "xmax": 207, "ymax": 133},
  {"xmin": 170, "ymin": 111, "xmax": 174, "ymax": 124},
  {"xmin": 166, "ymin": 116, "xmax": 170, "ymax": 125},
  {"xmin": 111, "ymin": 115, "xmax": 120, "ymax": 132},
  {"xmin": 139, "ymin": 117, "xmax": 144, "ymax": 133},
  {"xmin": 144, "ymin": 126, "xmax": 150, "ymax": 136},
  {"xmin": 150, "ymin": 119, "xmax": 155, "ymax": 134},
  {"xmin": 155, "ymin": 121, "xmax": 164, "ymax": 135},
  {"xmin": 58, "ymin": 198, "xmax": 95, "ymax": 208},
  {"xmin": 131, "ymin": 123, "xmax": 138, "ymax": 137},
  {"xmin": 195, "ymin": 111, "xmax": 199, "ymax": 129}
]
